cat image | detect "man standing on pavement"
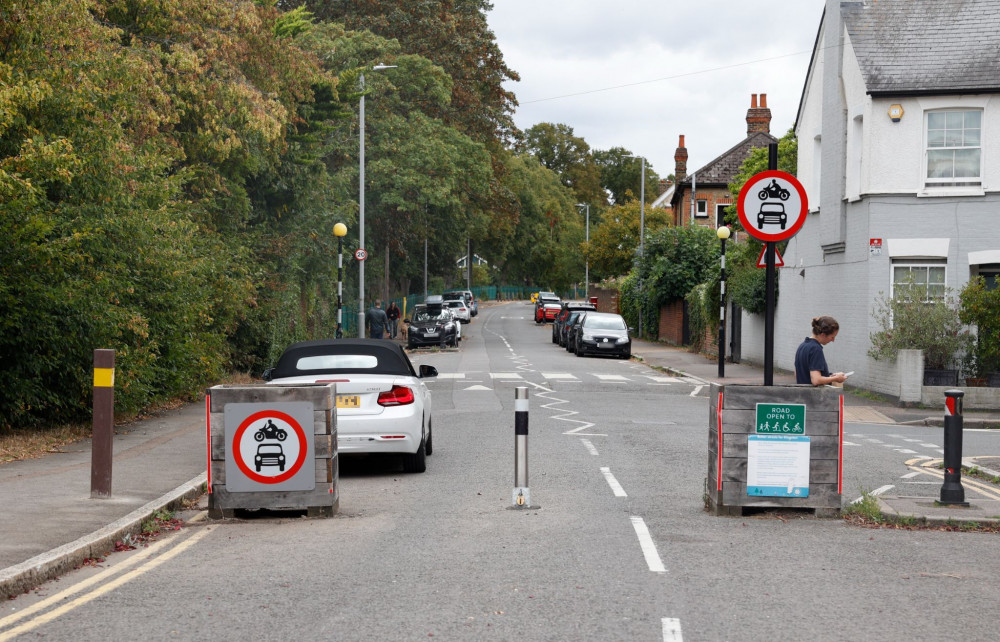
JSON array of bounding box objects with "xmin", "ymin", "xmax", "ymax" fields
[
  {"xmin": 386, "ymin": 301, "xmax": 401, "ymax": 339},
  {"xmin": 365, "ymin": 300, "xmax": 389, "ymax": 339}
]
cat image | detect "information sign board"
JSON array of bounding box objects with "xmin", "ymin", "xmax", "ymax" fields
[
  {"xmin": 755, "ymin": 402, "xmax": 806, "ymax": 435},
  {"xmin": 747, "ymin": 434, "xmax": 811, "ymax": 497}
]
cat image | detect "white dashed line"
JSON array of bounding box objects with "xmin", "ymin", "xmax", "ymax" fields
[
  {"xmin": 593, "ymin": 374, "xmax": 629, "ymax": 381},
  {"xmin": 662, "ymin": 618, "xmax": 683, "ymax": 641},
  {"xmin": 580, "ymin": 439, "xmax": 599, "ymax": 456},
  {"xmin": 630, "ymin": 516, "xmax": 666, "ymax": 573},
  {"xmin": 600, "ymin": 467, "xmax": 628, "ymax": 497}
]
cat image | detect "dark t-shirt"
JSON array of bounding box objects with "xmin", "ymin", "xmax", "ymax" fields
[
  {"xmin": 794, "ymin": 337, "xmax": 829, "ymax": 384},
  {"xmin": 365, "ymin": 307, "xmax": 389, "ymax": 333}
]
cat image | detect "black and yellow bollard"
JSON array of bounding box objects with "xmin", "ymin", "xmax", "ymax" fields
[
  {"xmin": 939, "ymin": 389, "xmax": 968, "ymax": 506},
  {"xmin": 91, "ymin": 349, "xmax": 115, "ymax": 499}
]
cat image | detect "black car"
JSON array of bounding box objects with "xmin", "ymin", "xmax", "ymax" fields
[
  {"xmin": 573, "ymin": 312, "xmax": 632, "ymax": 359},
  {"xmin": 565, "ymin": 313, "xmax": 588, "ymax": 352},
  {"xmin": 556, "ymin": 310, "xmax": 586, "ymax": 347},
  {"xmin": 552, "ymin": 301, "xmax": 597, "ymax": 344},
  {"xmin": 406, "ymin": 306, "xmax": 459, "ymax": 349}
]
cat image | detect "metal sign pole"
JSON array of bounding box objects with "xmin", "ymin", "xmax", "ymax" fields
[{"xmin": 763, "ymin": 143, "xmax": 779, "ymax": 386}]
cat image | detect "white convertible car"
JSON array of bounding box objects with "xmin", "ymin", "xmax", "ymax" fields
[{"xmin": 263, "ymin": 339, "xmax": 437, "ymax": 473}]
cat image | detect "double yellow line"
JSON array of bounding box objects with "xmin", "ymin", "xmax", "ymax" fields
[
  {"xmin": 906, "ymin": 458, "xmax": 1000, "ymax": 501},
  {"xmin": 0, "ymin": 514, "xmax": 211, "ymax": 640}
]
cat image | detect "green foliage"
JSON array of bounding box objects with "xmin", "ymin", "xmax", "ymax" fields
[
  {"xmin": 868, "ymin": 277, "xmax": 969, "ymax": 370},
  {"xmin": 587, "ymin": 200, "xmax": 671, "ymax": 280},
  {"xmin": 958, "ymin": 276, "xmax": 1000, "ymax": 376},
  {"xmin": 592, "ymin": 147, "xmax": 661, "ymax": 206},
  {"xmin": 521, "ymin": 122, "xmax": 604, "ymax": 205},
  {"xmin": 642, "ymin": 224, "xmax": 719, "ymax": 305},
  {"xmin": 685, "ymin": 283, "xmax": 711, "ymax": 351}
]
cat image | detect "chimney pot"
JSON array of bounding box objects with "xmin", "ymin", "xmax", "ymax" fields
[
  {"xmin": 678, "ymin": 134, "xmax": 685, "ymax": 147},
  {"xmin": 760, "ymin": 93, "xmax": 767, "ymax": 108},
  {"xmin": 751, "ymin": 93, "xmax": 758, "ymax": 108},
  {"xmin": 746, "ymin": 92, "xmax": 772, "ymax": 136}
]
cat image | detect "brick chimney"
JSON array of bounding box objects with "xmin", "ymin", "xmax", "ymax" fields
[
  {"xmin": 746, "ymin": 93, "xmax": 772, "ymax": 135},
  {"xmin": 674, "ymin": 134, "xmax": 688, "ymax": 184}
]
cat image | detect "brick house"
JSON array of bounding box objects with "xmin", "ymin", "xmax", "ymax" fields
[
  {"xmin": 739, "ymin": 0, "xmax": 1000, "ymax": 400},
  {"xmin": 659, "ymin": 95, "xmax": 778, "ymax": 346}
]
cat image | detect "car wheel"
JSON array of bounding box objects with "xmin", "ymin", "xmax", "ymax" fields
[
  {"xmin": 450, "ymin": 334, "xmax": 458, "ymax": 347},
  {"xmin": 402, "ymin": 434, "xmax": 427, "ymax": 473},
  {"xmin": 424, "ymin": 419, "xmax": 433, "ymax": 456}
]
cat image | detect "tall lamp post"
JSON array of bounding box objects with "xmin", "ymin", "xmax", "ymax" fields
[
  {"xmin": 716, "ymin": 225, "xmax": 731, "ymax": 377},
  {"xmin": 576, "ymin": 203, "xmax": 590, "ymax": 298},
  {"xmin": 357, "ymin": 63, "xmax": 397, "ymax": 337},
  {"xmin": 626, "ymin": 155, "xmax": 647, "ymax": 338},
  {"xmin": 334, "ymin": 223, "xmax": 347, "ymax": 338}
]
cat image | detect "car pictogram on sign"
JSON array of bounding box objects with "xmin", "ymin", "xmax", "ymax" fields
[
  {"xmin": 757, "ymin": 202, "xmax": 787, "ymax": 229},
  {"xmin": 255, "ymin": 443, "xmax": 286, "ymax": 472}
]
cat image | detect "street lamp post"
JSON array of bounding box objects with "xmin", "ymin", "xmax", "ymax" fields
[
  {"xmin": 716, "ymin": 225, "xmax": 731, "ymax": 377},
  {"xmin": 358, "ymin": 63, "xmax": 397, "ymax": 337},
  {"xmin": 626, "ymin": 155, "xmax": 647, "ymax": 338},
  {"xmin": 334, "ymin": 223, "xmax": 347, "ymax": 338},
  {"xmin": 577, "ymin": 203, "xmax": 590, "ymax": 298}
]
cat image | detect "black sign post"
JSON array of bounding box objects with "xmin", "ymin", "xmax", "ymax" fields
[{"xmin": 736, "ymin": 144, "xmax": 808, "ymax": 386}]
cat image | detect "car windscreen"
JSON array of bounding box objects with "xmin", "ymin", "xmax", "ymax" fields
[
  {"xmin": 414, "ymin": 309, "xmax": 449, "ymax": 322},
  {"xmin": 583, "ymin": 316, "xmax": 627, "ymax": 330},
  {"xmin": 271, "ymin": 340, "xmax": 413, "ymax": 377}
]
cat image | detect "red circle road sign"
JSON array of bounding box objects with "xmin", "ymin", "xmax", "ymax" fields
[
  {"xmin": 354, "ymin": 248, "xmax": 368, "ymax": 261},
  {"xmin": 737, "ymin": 170, "xmax": 808, "ymax": 243},
  {"xmin": 232, "ymin": 410, "xmax": 309, "ymax": 484}
]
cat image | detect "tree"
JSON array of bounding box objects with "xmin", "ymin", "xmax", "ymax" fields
[
  {"xmin": 521, "ymin": 123, "xmax": 604, "ymax": 205},
  {"xmin": 593, "ymin": 147, "xmax": 661, "ymax": 206},
  {"xmin": 586, "ymin": 198, "xmax": 670, "ymax": 280}
]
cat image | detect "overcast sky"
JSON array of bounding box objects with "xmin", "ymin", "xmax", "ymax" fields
[{"xmin": 486, "ymin": 0, "xmax": 827, "ymax": 184}]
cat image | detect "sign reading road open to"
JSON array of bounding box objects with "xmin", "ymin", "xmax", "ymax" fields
[
  {"xmin": 737, "ymin": 170, "xmax": 808, "ymax": 243},
  {"xmin": 224, "ymin": 402, "xmax": 315, "ymax": 492},
  {"xmin": 755, "ymin": 402, "xmax": 806, "ymax": 435}
]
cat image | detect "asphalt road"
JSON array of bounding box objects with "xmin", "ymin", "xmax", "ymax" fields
[{"xmin": 4, "ymin": 302, "xmax": 1000, "ymax": 641}]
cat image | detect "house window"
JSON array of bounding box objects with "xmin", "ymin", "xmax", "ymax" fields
[
  {"xmin": 892, "ymin": 261, "xmax": 946, "ymax": 301},
  {"xmin": 695, "ymin": 199, "xmax": 707, "ymax": 218},
  {"xmin": 926, "ymin": 110, "xmax": 981, "ymax": 186},
  {"xmin": 977, "ymin": 264, "xmax": 1000, "ymax": 291},
  {"xmin": 716, "ymin": 204, "xmax": 728, "ymax": 228}
]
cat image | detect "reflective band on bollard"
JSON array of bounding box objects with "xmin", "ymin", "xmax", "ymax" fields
[
  {"xmin": 939, "ymin": 389, "xmax": 968, "ymax": 506},
  {"xmin": 512, "ymin": 387, "xmax": 535, "ymax": 509}
]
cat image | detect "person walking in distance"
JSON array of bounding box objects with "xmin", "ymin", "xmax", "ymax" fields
[
  {"xmin": 365, "ymin": 300, "xmax": 389, "ymax": 339},
  {"xmin": 386, "ymin": 301, "xmax": 401, "ymax": 339},
  {"xmin": 794, "ymin": 316, "xmax": 849, "ymax": 386}
]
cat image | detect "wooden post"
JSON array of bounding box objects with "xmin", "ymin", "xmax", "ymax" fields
[{"xmin": 91, "ymin": 349, "xmax": 115, "ymax": 499}]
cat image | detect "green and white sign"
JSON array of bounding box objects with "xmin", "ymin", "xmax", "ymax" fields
[{"xmin": 755, "ymin": 403, "xmax": 806, "ymax": 434}]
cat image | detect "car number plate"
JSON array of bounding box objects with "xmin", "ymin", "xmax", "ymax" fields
[
  {"xmin": 425, "ymin": 331, "xmax": 438, "ymax": 337},
  {"xmin": 336, "ymin": 395, "xmax": 360, "ymax": 408},
  {"xmin": 598, "ymin": 343, "xmax": 613, "ymax": 348}
]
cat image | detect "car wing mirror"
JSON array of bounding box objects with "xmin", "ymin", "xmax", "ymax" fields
[
  {"xmin": 628, "ymin": 327, "xmax": 636, "ymax": 334},
  {"xmin": 419, "ymin": 364, "xmax": 438, "ymax": 378},
  {"xmin": 262, "ymin": 368, "xmax": 274, "ymax": 381}
]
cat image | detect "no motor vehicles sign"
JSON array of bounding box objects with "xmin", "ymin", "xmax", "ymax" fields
[
  {"xmin": 737, "ymin": 170, "xmax": 808, "ymax": 243},
  {"xmin": 224, "ymin": 402, "xmax": 315, "ymax": 492}
]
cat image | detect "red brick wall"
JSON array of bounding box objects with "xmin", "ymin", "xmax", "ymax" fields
[
  {"xmin": 588, "ymin": 286, "xmax": 618, "ymax": 314},
  {"xmin": 658, "ymin": 300, "xmax": 685, "ymax": 345},
  {"xmin": 673, "ymin": 186, "xmax": 732, "ymax": 229}
]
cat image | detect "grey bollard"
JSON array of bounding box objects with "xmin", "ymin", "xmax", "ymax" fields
[
  {"xmin": 939, "ymin": 389, "xmax": 968, "ymax": 506},
  {"xmin": 512, "ymin": 387, "xmax": 531, "ymax": 508}
]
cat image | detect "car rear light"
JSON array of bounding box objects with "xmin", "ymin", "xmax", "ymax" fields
[{"xmin": 377, "ymin": 385, "xmax": 415, "ymax": 406}]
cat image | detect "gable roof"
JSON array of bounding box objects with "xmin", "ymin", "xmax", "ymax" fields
[
  {"xmin": 677, "ymin": 131, "xmax": 777, "ymax": 190},
  {"xmin": 844, "ymin": 0, "xmax": 1000, "ymax": 96}
]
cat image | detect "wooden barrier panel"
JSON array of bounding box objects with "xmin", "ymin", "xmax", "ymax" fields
[
  {"xmin": 207, "ymin": 384, "xmax": 338, "ymax": 518},
  {"xmin": 708, "ymin": 383, "xmax": 842, "ymax": 517}
]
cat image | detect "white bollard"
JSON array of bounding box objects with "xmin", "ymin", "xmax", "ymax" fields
[{"xmin": 512, "ymin": 387, "xmax": 533, "ymax": 508}]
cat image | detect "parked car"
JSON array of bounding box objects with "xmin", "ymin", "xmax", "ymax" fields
[
  {"xmin": 445, "ymin": 299, "xmax": 471, "ymax": 324},
  {"xmin": 535, "ymin": 300, "xmax": 562, "ymax": 323},
  {"xmin": 565, "ymin": 312, "xmax": 587, "ymax": 352},
  {"xmin": 444, "ymin": 289, "xmax": 478, "ymax": 317},
  {"xmin": 556, "ymin": 310, "xmax": 586, "ymax": 347},
  {"xmin": 262, "ymin": 339, "xmax": 437, "ymax": 473},
  {"xmin": 406, "ymin": 303, "xmax": 460, "ymax": 348},
  {"xmin": 573, "ymin": 312, "xmax": 632, "ymax": 359},
  {"xmin": 552, "ymin": 301, "xmax": 597, "ymax": 343}
]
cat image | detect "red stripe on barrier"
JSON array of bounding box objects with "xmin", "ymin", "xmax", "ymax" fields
[
  {"xmin": 205, "ymin": 392, "xmax": 212, "ymax": 494},
  {"xmin": 945, "ymin": 396, "xmax": 956, "ymax": 416},
  {"xmin": 717, "ymin": 390, "xmax": 724, "ymax": 492},
  {"xmin": 838, "ymin": 394, "xmax": 844, "ymax": 495}
]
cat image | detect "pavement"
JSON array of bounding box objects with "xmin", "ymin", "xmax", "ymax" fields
[{"xmin": 3, "ymin": 317, "xmax": 1000, "ymax": 600}]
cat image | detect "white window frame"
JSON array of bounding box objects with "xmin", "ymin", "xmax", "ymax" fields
[
  {"xmin": 695, "ymin": 199, "xmax": 708, "ymax": 218},
  {"xmin": 923, "ymin": 109, "xmax": 982, "ymax": 187},
  {"xmin": 715, "ymin": 203, "xmax": 728, "ymax": 228},
  {"xmin": 891, "ymin": 260, "xmax": 947, "ymax": 302}
]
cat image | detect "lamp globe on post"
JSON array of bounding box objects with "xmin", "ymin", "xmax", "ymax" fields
[
  {"xmin": 716, "ymin": 225, "xmax": 731, "ymax": 377},
  {"xmin": 334, "ymin": 223, "xmax": 348, "ymax": 338}
]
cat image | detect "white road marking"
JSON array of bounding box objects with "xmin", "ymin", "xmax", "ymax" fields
[
  {"xmin": 435, "ymin": 373, "xmax": 466, "ymax": 379},
  {"xmin": 541, "ymin": 373, "xmax": 578, "ymax": 380},
  {"xmin": 662, "ymin": 617, "xmax": 683, "ymax": 642},
  {"xmin": 601, "ymin": 467, "xmax": 628, "ymax": 497},
  {"xmin": 901, "ymin": 471, "xmax": 921, "ymax": 479},
  {"xmin": 842, "ymin": 441, "xmax": 860, "ymax": 446},
  {"xmin": 690, "ymin": 385, "xmax": 705, "ymax": 397},
  {"xmin": 897, "ymin": 449, "xmax": 918, "ymax": 454},
  {"xmin": 630, "ymin": 516, "xmax": 666, "ymax": 573},
  {"xmin": 850, "ymin": 484, "xmax": 894, "ymax": 504},
  {"xmin": 920, "ymin": 443, "xmax": 939, "ymax": 449},
  {"xmin": 593, "ymin": 374, "xmax": 629, "ymax": 381},
  {"xmin": 643, "ymin": 376, "xmax": 682, "ymax": 383},
  {"xmin": 580, "ymin": 439, "xmax": 599, "ymax": 456},
  {"xmin": 490, "ymin": 372, "xmax": 524, "ymax": 379},
  {"xmin": 463, "ymin": 385, "xmax": 492, "ymax": 391}
]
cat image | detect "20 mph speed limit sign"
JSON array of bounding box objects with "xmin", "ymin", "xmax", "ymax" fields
[{"xmin": 737, "ymin": 170, "xmax": 808, "ymax": 243}]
